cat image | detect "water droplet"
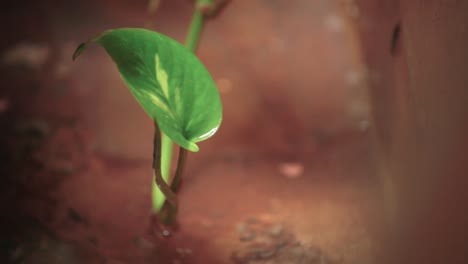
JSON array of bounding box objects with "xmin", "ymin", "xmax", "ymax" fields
[{"xmin": 161, "ymin": 229, "xmax": 171, "ymax": 237}]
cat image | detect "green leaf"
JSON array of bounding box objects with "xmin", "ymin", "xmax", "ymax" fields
[{"xmin": 73, "ymin": 28, "xmax": 222, "ymax": 151}]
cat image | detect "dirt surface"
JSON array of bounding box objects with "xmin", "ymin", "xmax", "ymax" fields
[{"xmin": 0, "ymin": 0, "xmax": 380, "ymax": 263}]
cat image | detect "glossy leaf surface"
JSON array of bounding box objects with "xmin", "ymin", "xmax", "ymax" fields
[{"xmin": 73, "ymin": 28, "xmax": 222, "ymax": 151}]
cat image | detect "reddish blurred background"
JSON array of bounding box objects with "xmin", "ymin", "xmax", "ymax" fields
[{"xmin": 1, "ymin": 0, "xmax": 467, "ymax": 264}]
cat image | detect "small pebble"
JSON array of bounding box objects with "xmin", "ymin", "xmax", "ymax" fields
[
  {"xmin": 147, "ymin": 0, "xmax": 161, "ymax": 14},
  {"xmin": 259, "ymin": 249, "xmax": 276, "ymax": 259},
  {"xmin": 176, "ymin": 247, "xmax": 193, "ymax": 257},
  {"xmin": 290, "ymin": 245, "xmax": 305, "ymax": 259},
  {"xmin": 324, "ymin": 14, "xmax": 344, "ymax": 33},
  {"xmin": 236, "ymin": 223, "xmax": 247, "ymax": 233},
  {"xmin": 278, "ymin": 162, "xmax": 304, "ymax": 179},
  {"xmin": 246, "ymin": 217, "xmax": 257, "ymax": 224},
  {"xmin": 268, "ymin": 224, "xmax": 283, "ymax": 237},
  {"xmin": 134, "ymin": 237, "xmax": 154, "ymax": 250},
  {"xmin": 359, "ymin": 119, "xmax": 369, "ymax": 132},
  {"xmin": 275, "ymin": 239, "xmax": 288, "ymax": 249},
  {"xmin": 236, "ymin": 222, "xmax": 256, "ymax": 241},
  {"xmin": 161, "ymin": 230, "xmax": 171, "ymax": 237},
  {"xmin": 239, "ymin": 230, "xmax": 256, "ymax": 242}
]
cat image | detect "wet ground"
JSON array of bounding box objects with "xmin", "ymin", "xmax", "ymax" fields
[{"xmin": 0, "ymin": 0, "xmax": 381, "ymax": 263}]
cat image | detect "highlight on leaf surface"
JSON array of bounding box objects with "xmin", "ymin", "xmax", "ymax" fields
[{"xmin": 73, "ymin": 28, "xmax": 222, "ymax": 152}]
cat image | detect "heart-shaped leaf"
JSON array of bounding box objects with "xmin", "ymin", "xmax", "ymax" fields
[{"xmin": 73, "ymin": 28, "xmax": 222, "ymax": 152}]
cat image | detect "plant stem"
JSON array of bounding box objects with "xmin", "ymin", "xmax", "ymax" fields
[
  {"xmin": 151, "ymin": 0, "xmax": 214, "ymax": 214},
  {"xmin": 172, "ymin": 147, "xmax": 188, "ymax": 191},
  {"xmin": 152, "ymin": 0, "xmax": 215, "ymax": 218},
  {"xmin": 158, "ymin": 147, "xmax": 188, "ymax": 225},
  {"xmin": 152, "ymin": 123, "xmax": 177, "ymax": 208},
  {"xmin": 151, "ymin": 134, "xmax": 173, "ymax": 212},
  {"xmin": 185, "ymin": 8, "xmax": 204, "ymax": 52}
]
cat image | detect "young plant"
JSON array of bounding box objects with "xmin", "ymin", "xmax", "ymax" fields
[{"xmin": 72, "ymin": 17, "xmax": 222, "ymax": 223}]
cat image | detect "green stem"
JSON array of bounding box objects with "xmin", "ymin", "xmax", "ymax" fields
[
  {"xmin": 151, "ymin": 0, "xmax": 212, "ymax": 213},
  {"xmin": 171, "ymin": 147, "xmax": 188, "ymax": 192},
  {"xmin": 152, "ymin": 123, "xmax": 177, "ymax": 208},
  {"xmin": 158, "ymin": 147, "xmax": 188, "ymax": 225},
  {"xmin": 185, "ymin": 8, "xmax": 204, "ymax": 52},
  {"xmin": 151, "ymin": 134, "xmax": 173, "ymax": 212}
]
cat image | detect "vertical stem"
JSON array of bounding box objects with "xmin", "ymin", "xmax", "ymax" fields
[
  {"xmin": 153, "ymin": 123, "xmax": 177, "ymax": 208},
  {"xmin": 159, "ymin": 147, "xmax": 188, "ymax": 225},
  {"xmin": 152, "ymin": 133, "xmax": 173, "ymax": 213},
  {"xmin": 171, "ymin": 147, "xmax": 188, "ymax": 192},
  {"xmin": 185, "ymin": 9, "xmax": 204, "ymax": 52},
  {"xmin": 151, "ymin": 0, "xmax": 214, "ymax": 214},
  {"xmin": 152, "ymin": 122, "xmax": 162, "ymax": 177},
  {"xmin": 151, "ymin": 134, "xmax": 173, "ymax": 212}
]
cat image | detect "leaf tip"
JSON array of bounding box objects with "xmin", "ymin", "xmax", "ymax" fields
[
  {"xmin": 187, "ymin": 142, "xmax": 200, "ymax": 152},
  {"xmin": 72, "ymin": 42, "xmax": 88, "ymax": 61}
]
